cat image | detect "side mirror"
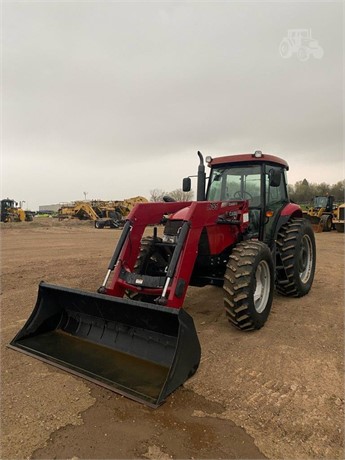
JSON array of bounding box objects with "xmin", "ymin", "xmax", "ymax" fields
[
  {"xmin": 269, "ymin": 169, "xmax": 281, "ymax": 187},
  {"xmin": 182, "ymin": 177, "xmax": 191, "ymax": 192}
]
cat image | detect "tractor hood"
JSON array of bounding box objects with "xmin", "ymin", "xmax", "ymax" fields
[{"xmin": 168, "ymin": 205, "xmax": 192, "ymax": 222}]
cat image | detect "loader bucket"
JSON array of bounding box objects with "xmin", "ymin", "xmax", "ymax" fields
[
  {"xmin": 305, "ymin": 215, "xmax": 323, "ymax": 232},
  {"xmin": 9, "ymin": 283, "xmax": 201, "ymax": 407}
]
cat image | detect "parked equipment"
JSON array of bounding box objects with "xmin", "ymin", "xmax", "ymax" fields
[
  {"xmin": 9, "ymin": 151, "xmax": 316, "ymax": 407},
  {"xmin": 58, "ymin": 202, "xmax": 100, "ymax": 221},
  {"xmin": 333, "ymin": 203, "xmax": 345, "ymax": 233},
  {"xmin": 1, "ymin": 198, "xmax": 34, "ymax": 222},
  {"xmin": 58, "ymin": 197, "xmax": 148, "ymax": 227},
  {"xmin": 303, "ymin": 195, "xmax": 336, "ymax": 232},
  {"xmin": 94, "ymin": 196, "xmax": 148, "ymax": 229}
]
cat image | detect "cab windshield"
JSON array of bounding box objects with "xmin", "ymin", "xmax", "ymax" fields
[
  {"xmin": 313, "ymin": 197, "xmax": 328, "ymax": 208},
  {"xmin": 207, "ymin": 165, "xmax": 262, "ymax": 207}
]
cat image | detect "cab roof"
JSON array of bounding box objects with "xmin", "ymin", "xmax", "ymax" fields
[{"xmin": 209, "ymin": 153, "xmax": 289, "ymax": 170}]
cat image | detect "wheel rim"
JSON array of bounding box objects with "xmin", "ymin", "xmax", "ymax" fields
[
  {"xmin": 299, "ymin": 235, "xmax": 313, "ymax": 283},
  {"xmin": 254, "ymin": 260, "xmax": 271, "ymax": 313}
]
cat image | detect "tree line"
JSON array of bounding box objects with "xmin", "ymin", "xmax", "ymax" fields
[{"xmin": 288, "ymin": 179, "xmax": 344, "ymax": 204}]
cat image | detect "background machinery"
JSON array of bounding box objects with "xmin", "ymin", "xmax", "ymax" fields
[
  {"xmin": 58, "ymin": 197, "xmax": 148, "ymax": 228},
  {"xmin": 333, "ymin": 203, "xmax": 345, "ymax": 233},
  {"xmin": 58, "ymin": 202, "xmax": 100, "ymax": 221},
  {"xmin": 303, "ymin": 195, "xmax": 336, "ymax": 232},
  {"xmin": 1, "ymin": 198, "xmax": 34, "ymax": 223},
  {"xmin": 10, "ymin": 151, "xmax": 316, "ymax": 407},
  {"xmin": 94, "ymin": 196, "xmax": 148, "ymax": 229}
]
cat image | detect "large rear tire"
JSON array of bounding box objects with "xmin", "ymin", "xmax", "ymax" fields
[
  {"xmin": 223, "ymin": 241, "xmax": 274, "ymax": 331},
  {"xmin": 276, "ymin": 218, "xmax": 316, "ymax": 297}
]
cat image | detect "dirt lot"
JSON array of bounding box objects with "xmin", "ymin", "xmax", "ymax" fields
[{"xmin": 1, "ymin": 218, "xmax": 344, "ymax": 459}]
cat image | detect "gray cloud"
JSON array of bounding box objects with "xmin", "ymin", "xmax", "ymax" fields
[{"xmin": 2, "ymin": 1, "xmax": 343, "ymax": 209}]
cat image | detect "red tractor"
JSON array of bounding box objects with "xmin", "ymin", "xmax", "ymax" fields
[{"xmin": 10, "ymin": 151, "xmax": 316, "ymax": 407}]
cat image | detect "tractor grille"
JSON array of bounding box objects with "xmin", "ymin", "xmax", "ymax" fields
[{"xmin": 339, "ymin": 207, "xmax": 345, "ymax": 221}]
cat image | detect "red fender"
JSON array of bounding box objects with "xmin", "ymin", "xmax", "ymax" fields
[{"xmin": 281, "ymin": 203, "xmax": 303, "ymax": 218}]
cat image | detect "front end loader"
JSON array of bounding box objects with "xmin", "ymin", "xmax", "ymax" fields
[
  {"xmin": 9, "ymin": 151, "xmax": 316, "ymax": 406},
  {"xmin": 303, "ymin": 195, "xmax": 335, "ymax": 232}
]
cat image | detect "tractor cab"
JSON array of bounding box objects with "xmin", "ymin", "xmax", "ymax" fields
[
  {"xmin": 1, "ymin": 199, "xmax": 16, "ymax": 222},
  {"xmin": 184, "ymin": 151, "xmax": 290, "ymax": 245},
  {"xmin": 312, "ymin": 195, "xmax": 334, "ymax": 213}
]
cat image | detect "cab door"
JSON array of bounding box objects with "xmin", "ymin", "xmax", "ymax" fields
[{"xmin": 263, "ymin": 166, "xmax": 288, "ymax": 245}]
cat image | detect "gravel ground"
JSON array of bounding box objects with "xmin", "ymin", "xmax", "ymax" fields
[{"xmin": 1, "ymin": 219, "xmax": 344, "ymax": 459}]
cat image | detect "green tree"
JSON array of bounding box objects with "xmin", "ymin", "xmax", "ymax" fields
[
  {"xmin": 330, "ymin": 180, "xmax": 345, "ymax": 202},
  {"xmin": 288, "ymin": 179, "xmax": 345, "ymax": 204},
  {"xmin": 291, "ymin": 180, "xmax": 313, "ymax": 203}
]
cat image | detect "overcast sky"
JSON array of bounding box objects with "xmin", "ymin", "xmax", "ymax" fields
[{"xmin": 2, "ymin": 1, "xmax": 343, "ymax": 210}]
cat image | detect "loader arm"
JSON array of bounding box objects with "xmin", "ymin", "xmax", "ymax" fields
[
  {"xmin": 74, "ymin": 203, "xmax": 100, "ymax": 221},
  {"xmin": 105, "ymin": 200, "xmax": 249, "ymax": 308}
]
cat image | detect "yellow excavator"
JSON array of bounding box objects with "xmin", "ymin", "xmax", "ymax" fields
[
  {"xmin": 58, "ymin": 197, "xmax": 148, "ymax": 227},
  {"xmin": 95, "ymin": 196, "xmax": 148, "ymax": 229},
  {"xmin": 1, "ymin": 199, "xmax": 34, "ymax": 222},
  {"xmin": 58, "ymin": 202, "xmax": 100, "ymax": 221}
]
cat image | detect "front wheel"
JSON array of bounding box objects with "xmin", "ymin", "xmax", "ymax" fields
[
  {"xmin": 126, "ymin": 236, "xmax": 172, "ymax": 303},
  {"xmin": 320, "ymin": 214, "xmax": 332, "ymax": 232},
  {"xmin": 279, "ymin": 39, "xmax": 292, "ymax": 58},
  {"xmin": 95, "ymin": 220, "xmax": 105, "ymax": 229},
  {"xmin": 276, "ymin": 218, "xmax": 316, "ymax": 297},
  {"xmin": 297, "ymin": 46, "xmax": 310, "ymax": 61},
  {"xmin": 223, "ymin": 241, "xmax": 274, "ymax": 331}
]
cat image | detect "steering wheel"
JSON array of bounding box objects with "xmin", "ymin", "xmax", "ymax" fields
[{"xmin": 234, "ymin": 190, "xmax": 253, "ymax": 200}]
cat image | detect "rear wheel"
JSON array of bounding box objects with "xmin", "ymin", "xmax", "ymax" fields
[
  {"xmin": 223, "ymin": 241, "xmax": 274, "ymax": 331},
  {"xmin": 134, "ymin": 237, "xmax": 171, "ymax": 276},
  {"xmin": 276, "ymin": 218, "xmax": 316, "ymax": 297}
]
